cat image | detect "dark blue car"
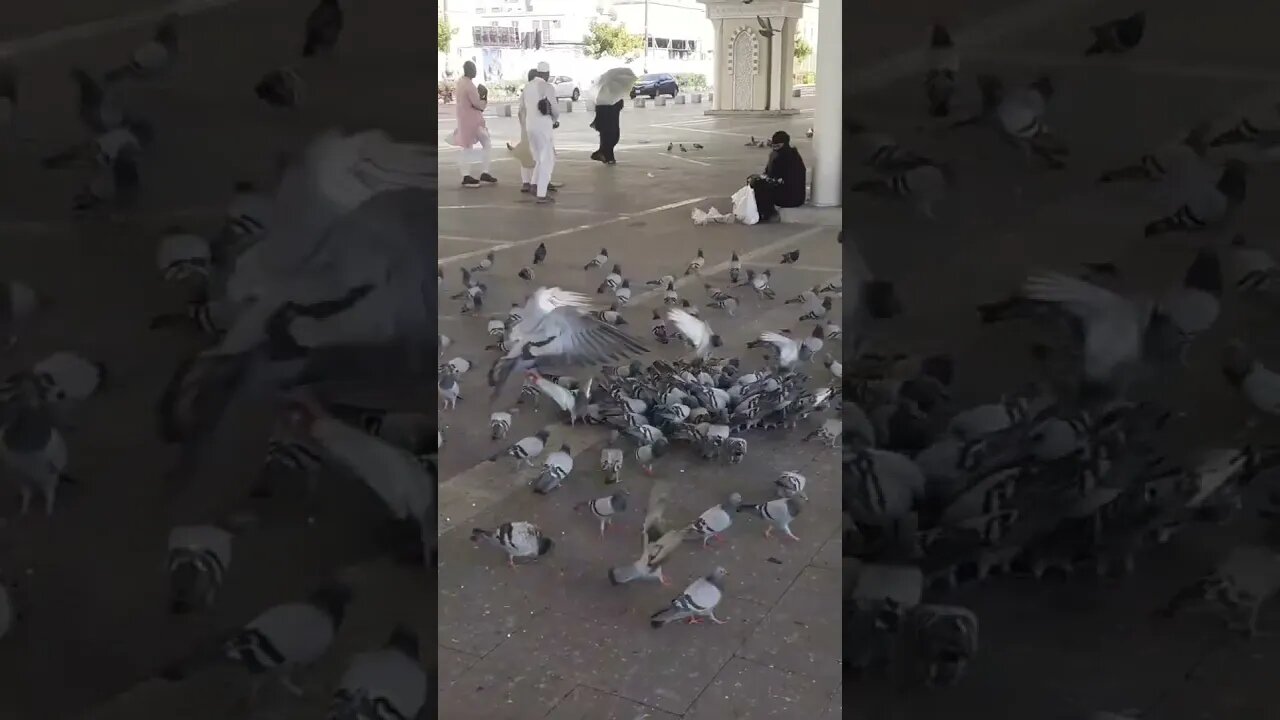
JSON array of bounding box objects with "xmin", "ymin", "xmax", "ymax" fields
[{"xmin": 630, "ymin": 73, "xmax": 679, "ymax": 99}]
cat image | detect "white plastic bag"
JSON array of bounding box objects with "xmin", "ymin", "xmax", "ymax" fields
[{"xmin": 731, "ymin": 184, "xmax": 760, "ymax": 226}]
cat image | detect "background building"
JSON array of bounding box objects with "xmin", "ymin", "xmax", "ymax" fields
[{"xmin": 439, "ymin": 0, "xmax": 819, "ymax": 90}]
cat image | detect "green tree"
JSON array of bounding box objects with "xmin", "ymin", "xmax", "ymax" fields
[
  {"xmin": 583, "ymin": 20, "xmax": 644, "ymax": 59},
  {"xmin": 438, "ymin": 16, "xmax": 458, "ymax": 53},
  {"xmin": 794, "ymin": 34, "xmax": 813, "ymax": 62}
]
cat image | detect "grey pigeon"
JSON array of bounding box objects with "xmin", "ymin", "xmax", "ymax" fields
[
  {"xmin": 575, "ymin": 491, "xmax": 629, "ymax": 535},
  {"xmin": 650, "ymin": 567, "xmax": 729, "ymax": 627},
  {"xmin": 738, "ymin": 496, "xmax": 803, "ymax": 541},
  {"xmin": 329, "ymin": 624, "xmax": 427, "ymax": 719}
]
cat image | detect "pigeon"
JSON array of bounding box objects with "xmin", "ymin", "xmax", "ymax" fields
[
  {"xmin": 748, "ymin": 332, "xmax": 801, "ymax": 369},
  {"xmin": 615, "ymin": 279, "xmax": 633, "ymax": 305},
  {"xmin": 1144, "ymin": 159, "xmax": 1247, "ymax": 237},
  {"xmin": 1209, "ymin": 116, "xmax": 1274, "ymax": 148},
  {"xmin": 685, "ymin": 248, "xmax": 706, "ymax": 275},
  {"xmin": 650, "ymin": 310, "xmax": 671, "ymax": 345},
  {"xmin": 804, "ymin": 418, "xmax": 842, "ymax": 449},
  {"xmin": 1156, "ymin": 248, "xmax": 1223, "ymax": 358},
  {"xmin": 650, "ymin": 567, "xmax": 729, "ymax": 627},
  {"xmin": 529, "ymin": 371, "xmax": 592, "ymax": 425},
  {"xmin": 1085, "ymin": 11, "xmax": 1146, "ymax": 55},
  {"xmin": 1099, "ymin": 124, "xmax": 1211, "ymax": 184},
  {"xmin": 599, "ymin": 267, "xmax": 622, "ymax": 295},
  {"xmin": 168, "ymin": 525, "xmax": 234, "ymax": 614},
  {"xmin": 686, "ymin": 492, "xmax": 741, "ymax": 546},
  {"xmin": 438, "ymin": 373, "xmax": 461, "ymax": 410},
  {"xmin": 487, "ymin": 287, "xmax": 648, "ymax": 400},
  {"xmin": 780, "ymin": 249, "xmax": 800, "ymax": 264},
  {"xmin": 491, "ymin": 429, "xmax": 550, "ymax": 467},
  {"xmin": 738, "ymin": 497, "xmax": 803, "ymax": 541},
  {"xmin": 848, "ymin": 121, "xmax": 931, "ymax": 173},
  {"xmin": 69, "ymin": 68, "xmax": 124, "ymax": 134},
  {"xmin": 255, "ymin": 67, "xmax": 305, "ymax": 108},
  {"xmin": 955, "ymin": 75, "xmax": 1067, "ymax": 168},
  {"xmin": 156, "ymin": 230, "xmax": 212, "ymax": 282},
  {"xmin": 1156, "ymin": 544, "xmax": 1280, "ymax": 636},
  {"xmin": 609, "ymin": 521, "xmax": 683, "ymax": 585},
  {"xmin": 706, "ymin": 295, "xmax": 739, "ymax": 316},
  {"xmin": 105, "ymin": 15, "xmax": 179, "ymax": 81},
  {"xmin": 729, "ymin": 251, "xmax": 742, "ymax": 283},
  {"xmin": 0, "ymin": 402, "xmax": 76, "ymax": 516},
  {"xmin": 471, "ymin": 522, "xmax": 553, "ymax": 567},
  {"xmin": 27, "ymin": 351, "xmax": 108, "ymax": 403},
  {"xmin": 926, "ymin": 24, "xmax": 958, "ymax": 117},
  {"xmin": 1229, "ymin": 235, "xmax": 1280, "ymax": 295},
  {"xmin": 575, "ymin": 491, "xmax": 629, "ymax": 535},
  {"xmin": 160, "ymin": 581, "xmax": 353, "ymax": 703},
  {"xmin": 532, "ymin": 443, "xmax": 573, "ymax": 493},
  {"xmin": 663, "ymin": 282, "xmax": 679, "ymax": 306},
  {"xmin": 850, "ymin": 162, "xmax": 954, "ymax": 219},
  {"xmin": 328, "ymin": 625, "xmax": 427, "ymax": 720},
  {"xmin": 601, "ymin": 440, "xmax": 624, "ymax": 484},
  {"xmin": 592, "ymin": 304, "xmax": 627, "ymax": 326},
  {"xmin": 489, "ymin": 410, "xmax": 514, "ymax": 440},
  {"xmin": 741, "ymin": 269, "xmax": 775, "ymax": 301},
  {"xmin": 991, "ymin": 272, "xmax": 1153, "ymax": 395},
  {"xmin": 585, "ymin": 248, "xmax": 608, "ymax": 270},
  {"xmin": 470, "ymin": 251, "xmax": 496, "ymax": 274},
  {"xmin": 533, "ymin": 242, "xmax": 547, "ymax": 264},
  {"xmin": 1222, "ymin": 342, "xmax": 1280, "ymax": 416},
  {"xmin": 667, "ymin": 142, "xmax": 674, "ymax": 152},
  {"xmin": 902, "ymin": 604, "xmax": 980, "ymax": 687},
  {"xmin": 303, "ymin": 0, "xmax": 344, "ymax": 57},
  {"xmin": 667, "ymin": 308, "xmax": 722, "ymax": 359},
  {"xmin": 775, "ymin": 471, "xmax": 808, "ymax": 499}
]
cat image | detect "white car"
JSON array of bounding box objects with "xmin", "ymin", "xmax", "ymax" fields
[{"xmin": 550, "ymin": 75, "xmax": 580, "ymax": 101}]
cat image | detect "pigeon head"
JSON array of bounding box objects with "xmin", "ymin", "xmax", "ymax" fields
[
  {"xmin": 785, "ymin": 497, "xmax": 805, "ymax": 516},
  {"xmin": 862, "ymin": 280, "xmax": 902, "ymax": 319},
  {"xmin": 386, "ymin": 624, "xmax": 420, "ymax": 659},
  {"xmin": 1218, "ymin": 159, "xmax": 1249, "ymax": 202},
  {"xmin": 308, "ymin": 581, "xmax": 355, "ymax": 625},
  {"xmin": 930, "ymin": 24, "xmax": 953, "ymax": 48},
  {"xmin": 1221, "ymin": 342, "xmax": 1254, "ymax": 386},
  {"xmin": 725, "ymin": 492, "xmax": 743, "ymax": 510},
  {"xmin": 536, "ymin": 536, "xmax": 554, "ymax": 555},
  {"xmin": 167, "ymin": 558, "xmax": 214, "ymax": 615},
  {"xmin": 611, "ymin": 492, "xmax": 629, "ymax": 511},
  {"xmin": 710, "ymin": 334, "xmax": 724, "ymax": 348},
  {"xmin": 1184, "ymin": 248, "xmax": 1223, "ymax": 297},
  {"xmin": 708, "ymin": 566, "xmax": 729, "ymax": 588},
  {"xmin": 535, "ymin": 429, "xmax": 551, "ymax": 442},
  {"xmin": 1030, "ymin": 75, "xmax": 1054, "ymax": 100}
]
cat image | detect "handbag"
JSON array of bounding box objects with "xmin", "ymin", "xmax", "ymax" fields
[{"xmin": 537, "ymin": 97, "xmax": 553, "ymax": 116}]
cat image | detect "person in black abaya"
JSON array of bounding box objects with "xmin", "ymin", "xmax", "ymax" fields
[
  {"xmin": 590, "ymin": 99, "xmax": 625, "ymax": 164},
  {"xmin": 749, "ymin": 130, "xmax": 807, "ymax": 222}
]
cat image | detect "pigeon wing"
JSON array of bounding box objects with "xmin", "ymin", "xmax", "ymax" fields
[
  {"xmin": 526, "ymin": 308, "xmax": 649, "ymax": 368},
  {"xmin": 1022, "ymin": 272, "xmax": 1131, "ymax": 324}
]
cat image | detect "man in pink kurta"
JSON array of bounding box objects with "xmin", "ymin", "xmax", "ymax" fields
[{"xmin": 455, "ymin": 61, "xmax": 496, "ymax": 188}]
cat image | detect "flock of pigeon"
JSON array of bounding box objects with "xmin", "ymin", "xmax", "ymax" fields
[
  {"xmin": 846, "ymin": 10, "xmax": 1280, "ymax": 703},
  {"xmin": 0, "ymin": 2, "xmax": 434, "ymax": 718},
  {"xmin": 440, "ymin": 238, "xmax": 844, "ymax": 630}
]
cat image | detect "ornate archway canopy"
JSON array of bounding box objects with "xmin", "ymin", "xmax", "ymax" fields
[{"xmin": 697, "ymin": 0, "xmax": 811, "ymax": 115}]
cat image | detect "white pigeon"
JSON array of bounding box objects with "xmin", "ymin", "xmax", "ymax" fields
[
  {"xmin": 749, "ymin": 331, "xmax": 801, "ymax": 370},
  {"xmin": 666, "ymin": 308, "xmax": 720, "ymax": 359},
  {"xmin": 329, "ymin": 625, "xmax": 427, "ymax": 720},
  {"xmin": 471, "ymin": 522, "xmax": 553, "ymax": 567},
  {"xmin": 490, "ymin": 287, "xmax": 648, "ymax": 398}
]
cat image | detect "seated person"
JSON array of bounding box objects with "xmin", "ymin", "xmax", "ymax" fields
[{"xmin": 749, "ymin": 131, "xmax": 807, "ymax": 223}]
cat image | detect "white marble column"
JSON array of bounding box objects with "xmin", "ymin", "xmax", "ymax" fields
[
  {"xmin": 779, "ymin": 17, "xmax": 795, "ymax": 111},
  {"xmin": 769, "ymin": 16, "xmax": 784, "ymax": 111},
  {"xmin": 810, "ymin": 0, "xmax": 841, "ymax": 206},
  {"xmin": 711, "ymin": 19, "xmax": 724, "ymax": 110}
]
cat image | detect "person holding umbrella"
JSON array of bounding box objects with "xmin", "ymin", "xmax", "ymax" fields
[{"xmin": 588, "ymin": 68, "xmax": 636, "ymax": 165}]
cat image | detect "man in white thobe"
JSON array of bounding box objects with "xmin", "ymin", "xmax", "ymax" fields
[{"xmin": 521, "ymin": 61, "xmax": 559, "ymax": 204}]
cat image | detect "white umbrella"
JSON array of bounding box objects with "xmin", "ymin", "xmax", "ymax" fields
[{"xmin": 589, "ymin": 67, "xmax": 638, "ymax": 107}]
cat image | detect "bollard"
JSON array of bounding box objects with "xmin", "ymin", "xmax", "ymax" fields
[
  {"xmin": 792, "ymin": 87, "xmax": 802, "ymax": 98},
  {"xmin": 674, "ymin": 94, "xmax": 687, "ymax": 105},
  {"xmin": 691, "ymin": 93, "xmax": 702, "ymax": 104},
  {"xmin": 501, "ymin": 103, "xmax": 514, "ymax": 117},
  {"xmin": 633, "ymin": 97, "xmax": 648, "ymax": 108},
  {"xmin": 560, "ymin": 100, "xmax": 573, "ymax": 112},
  {"xmin": 655, "ymin": 96, "xmax": 667, "ymax": 107},
  {"xmin": 708, "ymin": 91, "xmax": 714, "ymax": 104}
]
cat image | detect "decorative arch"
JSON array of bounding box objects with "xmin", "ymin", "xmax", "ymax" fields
[{"xmin": 726, "ymin": 27, "xmax": 759, "ymax": 110}]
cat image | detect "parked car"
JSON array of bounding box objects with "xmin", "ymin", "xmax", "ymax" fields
[
  {"xmin": 631, "ymin": 73, "xmax": 679, "ymax": 99},
  {"xmin": 550, "ymin": 75, "xmax": 580, "ymax": 101}
]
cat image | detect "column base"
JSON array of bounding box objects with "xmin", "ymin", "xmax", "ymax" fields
[{"xmin": 703, "ymin": 109, "xmax": 801, "ymax": 117}]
